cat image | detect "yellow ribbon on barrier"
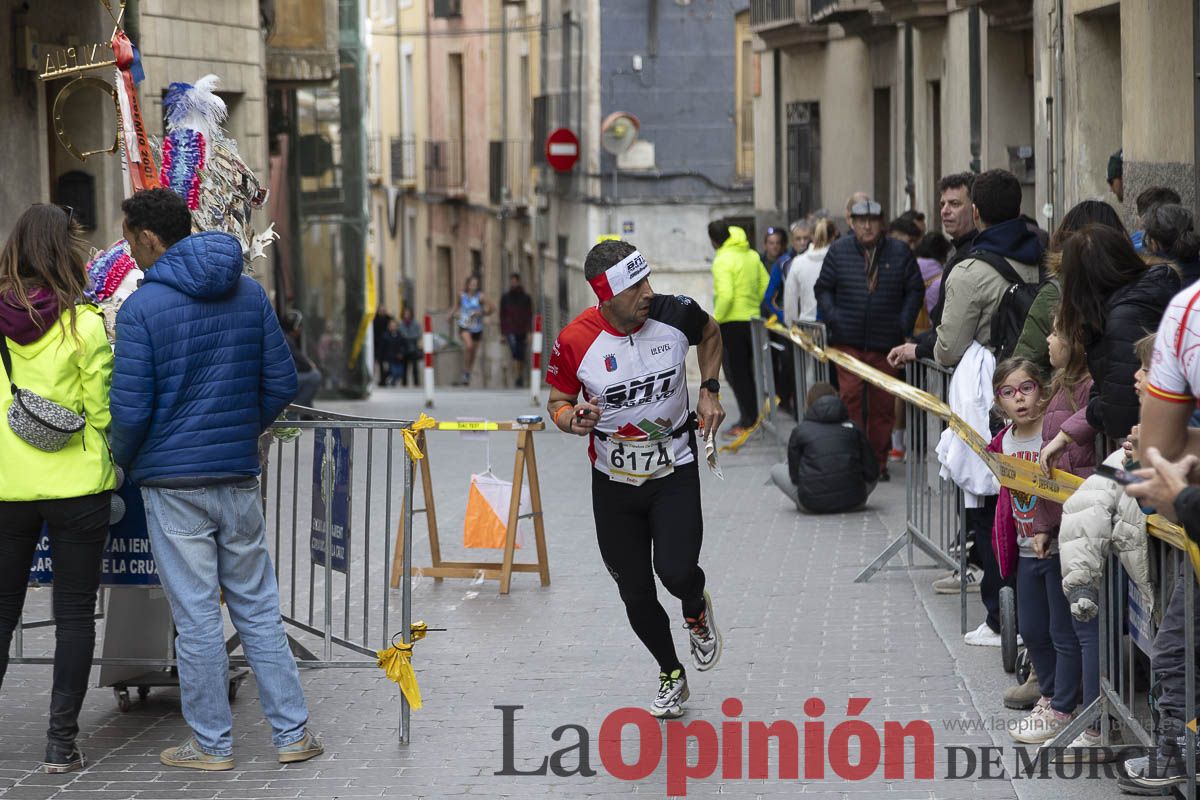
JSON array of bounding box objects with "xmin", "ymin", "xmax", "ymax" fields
[
  {"xmin": 769, "ymin": 320, "xmax": 1200, "ymax": 575},
  {"xmin": 376, "ymin": 621, "xmax": 430, "ymax": 710},
  {"xmin": 401, "ymin": 414, "xmax": 437, "ymax": 461}
]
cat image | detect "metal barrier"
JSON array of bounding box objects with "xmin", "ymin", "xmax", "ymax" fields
[
  {"xmin": 11, "ymin": 406, "xmax": 420, "ymax": 744},
  {"xmin": 262, "ymin": 408, "xmax": 418, "ymax": 743},
  {"xmin": 766, "ymin": 320, "xmax": 1200, "ymax": 786},
  {"xmin": 748, "ymin": 317, "xmax": 786, "ymax": 450}
]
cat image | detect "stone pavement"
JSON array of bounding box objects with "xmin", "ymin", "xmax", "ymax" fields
[{"xmin": 0, "ymin": 386, "xmax": 1135, "ymax": 799}]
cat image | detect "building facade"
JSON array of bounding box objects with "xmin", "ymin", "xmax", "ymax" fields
[
  {"xmin": 1, "ymin": 0, "xmax": 271, "ymax": 254},
  {"xmin": 536, "ymin": 0, "xmax": 756, "ymax": 336},
  {"xmin": 750, "ymin": 0, "xmax": 1195, "ymax": 235}
]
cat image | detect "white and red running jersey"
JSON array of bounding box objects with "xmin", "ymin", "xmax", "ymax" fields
[{"xmin": 546, "ymin": 294, "xmax": 709, "ymax": 477}]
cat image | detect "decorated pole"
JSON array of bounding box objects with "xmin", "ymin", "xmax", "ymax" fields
[
  {"xmin": 423, "ymin": 314, "xmax": 435, "ymax": 409},
  {"xmin": 530, "ymin": 314, "xmax": 543, "ymax": 406}
]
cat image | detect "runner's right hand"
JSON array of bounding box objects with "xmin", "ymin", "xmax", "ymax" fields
[{"xmin": 570, "ymin": 400, "xmax": 601, "ymax": 436}]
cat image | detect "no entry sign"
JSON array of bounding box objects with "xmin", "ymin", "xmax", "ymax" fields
[{"xmin": 545, "ymin": 128, "xmax": 580, "ymax": 173}]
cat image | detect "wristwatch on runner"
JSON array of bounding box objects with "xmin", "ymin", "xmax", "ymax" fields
[{"xmin": 700, "ymin": 379, "xmax": 721, "ymax": 395}]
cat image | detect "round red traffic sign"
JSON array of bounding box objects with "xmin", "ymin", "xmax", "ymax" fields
[{"xmin": 545, "ymin": 128, "xmax": 580, "ymax": 173}]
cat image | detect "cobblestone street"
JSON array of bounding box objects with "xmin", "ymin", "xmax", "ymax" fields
[{"xmin": 0, "ymin": 387, "xmax": 1132, "ymax": 800}]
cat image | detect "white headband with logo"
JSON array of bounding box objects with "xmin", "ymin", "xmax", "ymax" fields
[{"xmin": 588, "ymin": 250, "xmax": 650, "ymax": 302}]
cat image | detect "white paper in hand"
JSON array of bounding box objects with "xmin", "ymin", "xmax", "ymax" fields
[{"xmin": 705, "ymin": 431, "xmax": 724, "ymax": 480}]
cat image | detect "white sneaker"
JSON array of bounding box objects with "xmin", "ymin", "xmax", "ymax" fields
[
  {"xmin": 933, "ymin": 566, "xmax": 983, "ymax": 594},
  {"xmin": 651, "ymin": 669, "xmax": 689, "ymax": 719},
  {"xmin": 1012, "ymin": 704, "xmax": 1071, "ymax": 744},
  {"xmin": 963, "ymin": 622, "xmax": 1002, "ymax": 647},
  {"xmin": 1051, "ymin": 729, "xmax": 1115, "ymax": 763},
  {"xmin": 684, "ymin": 590, "xmax": 721, "ymax": 672}
]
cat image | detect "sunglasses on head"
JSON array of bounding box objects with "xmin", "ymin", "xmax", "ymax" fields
[{"xmin": 996, "ymin": 380, "xmax": 1038, "ymax": 400}]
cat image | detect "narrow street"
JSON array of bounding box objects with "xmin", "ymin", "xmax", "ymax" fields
[{"xmin": 0, "ymin": 387, "xmax": 1131, "ymax": 799}]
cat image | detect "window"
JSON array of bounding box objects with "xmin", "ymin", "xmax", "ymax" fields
[
  {"xmin": 786, "ymin": 102, "xmax": 820, "ymax": 223},
  {"xmin": 873, "ymin": 88, "xmax": 892, "ymax": 211},
  {"xmin": 436, "ymin": 246, "xmax": 454, "ymax": 309},
  {"xmin": 734, "ymin": 11, "xmax": 754, "ymax": 180}
]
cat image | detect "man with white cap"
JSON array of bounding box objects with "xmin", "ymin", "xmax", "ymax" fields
[{"xmin": 545, "ymin": 239, "xmax": 726, "ymax": 719}]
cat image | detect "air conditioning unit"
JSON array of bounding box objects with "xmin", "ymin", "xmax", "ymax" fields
[{"xmin": 433, "ymin": 0, "xmax": 462, "ymax": 18}]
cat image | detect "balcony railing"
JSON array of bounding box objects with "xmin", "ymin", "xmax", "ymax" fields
[
  {"xmin": 750, "ymin": 0, "xmax": 798, "ymax": 28},
  {"xmin": 390, "ymin": 134, "xmax": 416, "ymax": 185},
  {"xmin": 809, "ymin": 0, "xmax": 872, "ymax": 21},
  {"xmin": 750, "ymin": 0, "xmax": 829, "ymax": 48},
  {"xmin": 425, "ymin": 140, "xmax": 465, "ymax": 196}
]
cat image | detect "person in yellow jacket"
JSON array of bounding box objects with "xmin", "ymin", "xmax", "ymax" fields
[
  {"xmin": 709, "ymin": 221, "xmax": 768, "ymax": 435},
  {"xmin": 0, "ymin": 205, "xmax": 116, "ymax": 775}
]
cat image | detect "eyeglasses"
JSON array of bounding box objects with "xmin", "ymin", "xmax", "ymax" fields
[{"xmin": 996, "ymin": 380, "xmax": 1038, "ymax": 400}]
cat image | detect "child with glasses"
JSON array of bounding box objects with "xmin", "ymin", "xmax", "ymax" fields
[{"xmin": 986, "ymin": 357, "xmax": 1085, "ymax": 746}]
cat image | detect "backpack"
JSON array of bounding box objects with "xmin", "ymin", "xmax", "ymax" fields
[{"xmin": 966, "ymin": 250, "xmax": 1044, "ymax": 362}]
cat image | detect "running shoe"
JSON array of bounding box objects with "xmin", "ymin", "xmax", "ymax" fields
[
  {"xmin": 651, "ymin": 669, "xmax": 689, "ymax": 719},
  {"xmin": 685, "ymin": 590, "xmax": 722, "ymax": 671},
  {"xmin": 1118, "ymin": 742, "xmax": 1197, "ymax": 794},
  {"xmin": 932, "ymin": 566, "xmax": 983, "ymax": 594},
  {"xmin": 888, "ymin": 448, "xmax": 906, "ymax": 462},
  {"xmin": 1012, "ymin": 702, "xmax": 1071, "ymax": 745}
]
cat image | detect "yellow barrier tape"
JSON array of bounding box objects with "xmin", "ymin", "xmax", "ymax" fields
[
  {"xmin": 718, "ymin": 399, "xmax": 771, "ymax": 455},
  {"xmin": 437, "ymin": 421, "xmax": 501, "ymax": 431},
  {"xmin": 401, "ymin": 414, "xmax": 437, "ymax": 461},
  {"xmin": 769, "ymin": 320, "xmax": 1200, "ymax": 574},
  {"xmin": 376, "ymin": 620, "xmax": 430, "ymax": 710}
]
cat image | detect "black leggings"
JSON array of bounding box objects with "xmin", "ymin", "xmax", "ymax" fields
[
  {"xmin": 592, "ymin": 461, "xmax": 706, "ymax": 674},
  {"xmin": 0, "ymin": 493, "xmax": 111, "ymax": 708},
  {"xmin": 720, "ymin": 321, "xmax": 759, "ymax": 428}
]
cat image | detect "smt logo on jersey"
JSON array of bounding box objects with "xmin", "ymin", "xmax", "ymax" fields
[{"xmin": 602, "ymin": 367, "xmax": 680, "ymax": 407}]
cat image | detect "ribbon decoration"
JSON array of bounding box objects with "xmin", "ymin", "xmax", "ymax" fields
[
  {"xmin": 768, "ymin": 319, "xmax": 1200, "ymax": 577},
  {"xmin": 111, "ymin": 31, "xmax": 159, "ymax": 193},
  {"xmin": 401, "ymin": 414, "xmax": 438, "ymax": 461},
  {"xmin": 376, "ymin": 621, "xmax": 432, "ymax": 709}
]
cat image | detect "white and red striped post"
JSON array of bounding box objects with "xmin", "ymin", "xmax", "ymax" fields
[
  {"xmin": 530, "ymin": 314, "xmax": 543, "ymax": 406},
  {"xmin": 422, "ymin": 314, "xmax": 435, "ymax": 408}
]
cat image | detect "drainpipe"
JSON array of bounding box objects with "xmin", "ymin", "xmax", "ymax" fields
[
  {"xmin": 774, "ymin": 50, "xmax": 782, "ymax": 215},
  {"xmin": 1194, "ymin": 0, "xmax": 1200, "ymax": 212},
  {"xmin": 904, "ymin": 24, "xmax": 914, "ymax": 210},
  {"xmin": 968, "ymin": 7, "xmax": 981, "ymax": 173},
  {"xmin": 1053, "ymin": 0, "xmax": 1065, "ymax": 227}
]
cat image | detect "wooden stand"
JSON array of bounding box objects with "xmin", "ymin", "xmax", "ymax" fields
[{"xmin": 390, "ymin": 422, "xmax": 550, "ymax": 595}]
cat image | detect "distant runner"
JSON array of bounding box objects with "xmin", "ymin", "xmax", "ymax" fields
[{"xmin": 546, "ymin": 239, "xmax": 725, "ymax": 718}]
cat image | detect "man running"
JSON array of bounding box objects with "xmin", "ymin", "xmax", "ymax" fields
[{"xmin": 546, "ymin": 239, "xmax": 725, "ymax": 718}]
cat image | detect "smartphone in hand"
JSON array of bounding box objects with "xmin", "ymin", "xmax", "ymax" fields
[{"xmin": 1094, "ymin": 463, "xmax": 1146, "ymax": 486}]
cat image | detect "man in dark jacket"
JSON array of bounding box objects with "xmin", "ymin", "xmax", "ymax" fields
[
  {"xmin": 770, "ymin": 383, "xmax": 878, "ymax": 513},
  {"xmin": 815, "ymin": 198, "xmax": 923, "ymax": 473},
  {"xmin": 111, "ymin": 188, "xmax": 322, "ymax": 771},
  {"xmin": 499, "ymin": 273, "xmax": 533, "ymax": 387}
]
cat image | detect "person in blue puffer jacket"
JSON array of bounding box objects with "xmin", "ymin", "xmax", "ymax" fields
[{"xmin": 110, "ymin": 188, "xmax": 322, "ymax": 771}]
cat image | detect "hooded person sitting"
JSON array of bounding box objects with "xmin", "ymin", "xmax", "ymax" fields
[{"xmin": 770, "ymin": 383, "xmax": 879, "ymax": 514}]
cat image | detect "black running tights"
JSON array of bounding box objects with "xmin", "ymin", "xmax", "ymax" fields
[{"xmin": 591, "ymin": 461, "xmax": 707, "ymax": 674}]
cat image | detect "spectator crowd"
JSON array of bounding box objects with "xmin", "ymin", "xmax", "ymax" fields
[{"xmin": 732, "ymin": 167, "xmax": 1200, "ymax": 791}]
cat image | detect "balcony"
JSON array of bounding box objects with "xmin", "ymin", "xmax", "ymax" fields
[
  {"xmin": 808, "ymin": 0, "xmax": 891, "ymax": 36},
  {"xmin": 749, "ymin": 0, "xmax": 829, "ymax": 49},
  {"xmin": 425, "ymin": 140, "xmax": 465, "ymax": 197},
  {"xmin": 875, "ymin": 0, "xmax": 949, "ymax": 23},
  {"xmin": 954, "ymin": 0, "xmax": 1031, "ymax": 30},
  {"xmin": 489, "ymin": 140, "xmax": 532, "ymax": 210},
  {"xmin": 390, "ymin": 134, "xmax": 416, "ymax": 186}
]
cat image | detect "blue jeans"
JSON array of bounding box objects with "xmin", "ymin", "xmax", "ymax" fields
[
  {"xmin": 142, "ymin": 482, "xmax": 309, "ymax": 756},
  {"xmin": 1017, "ymin": 554, "xmax": 1081, "ymax": 714}
]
